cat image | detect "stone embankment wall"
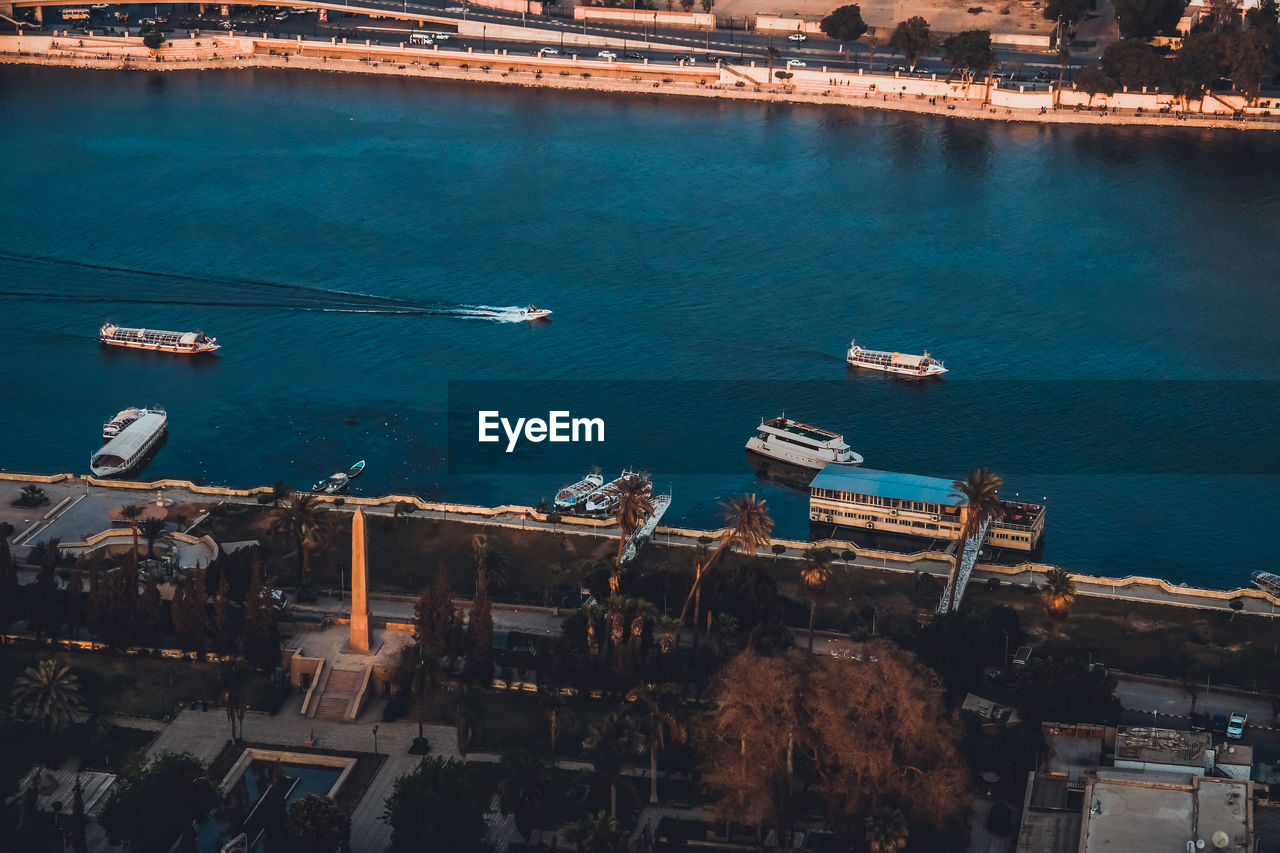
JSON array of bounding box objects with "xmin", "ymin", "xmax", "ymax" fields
[{"xmin": 3, "ymin": 33, "xmax": 1276, "ymax": 130}]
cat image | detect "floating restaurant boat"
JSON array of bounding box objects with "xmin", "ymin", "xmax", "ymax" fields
[
  {"xmin": 90, "ymin": 408, "xmax": 167, "ymax": 477},
  {"xmin": 518, "ymin": 305, "xmax": 552, "ymax": 321},
  {"xmin": 99, "ymin": 323, "xmax": 220, "ymax": 355},
  {"xmin": 846, "ymin": 340, "xmax": 946, "ymax": 378},
  {"xmin": 585, "ymin": 469, "xmax": 645, "ymax": 514},
  {"xmin": 554, "ymin": 471, "xmax": 604, "ymax": 510},
  {"xmin": 1252, "ymin": 572, "xmax": 1280, "ymax": 598},
  {"xmin": 745, "ymin": 415, "xmax": 863, "ymax": 471},
  {"xmin": 102, "ymin": 407, "xmax": 142, "ymax": 439},
  {"xmin": 313, "ymin": 472, "xmax": 349, "ymax": 495}
]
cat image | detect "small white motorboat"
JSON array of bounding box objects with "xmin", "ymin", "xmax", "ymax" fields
[
  {"xmin": 519, "ymin": 305, "xmax": 552, "ymax": 321},
  {"xmin": 313, "ymin": 472, "xmax": 349, "ymax": 495}
]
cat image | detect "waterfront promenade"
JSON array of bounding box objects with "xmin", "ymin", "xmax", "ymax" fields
[
  {"xmin": 4, "ymin": 32, "xmax": 1278, "ymax": 131},
  {"xmin": 3, "ymin": 471, "xmax": 1276, "ymax": 618}
]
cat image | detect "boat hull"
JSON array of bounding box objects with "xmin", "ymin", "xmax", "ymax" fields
[
  {"xmin": 745, "ymin": 438, "xmax": 862, "ymax": 470},
  {"xmin": 100, "ymin": 338, "xmax": 221, "ymax": 355},
  {"xmin": 846, "ymin": 358, "xmax": 948, "ymax": 378}
]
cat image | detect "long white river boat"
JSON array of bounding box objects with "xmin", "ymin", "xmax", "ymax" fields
[
  {"xmin": 745, "ymin": 415, "xmax": 863, "ymax": 471},
  {"xmin": 90, "ymin": 408, "xmax": 167, "ymax": 477},
  {"xmin": 555, "ymin": 471, "xmax": 604, "ymax": 510},
  {"xmin": 846, "ymin": 340, "xmax": 947, "ymax": 378},
  {"xmin": 99, "ymin": 323, "xmax": 220, "ymax": 355},
  {"xmin": 585, "ymin": 469, "xmax": 645, "ymax": 514}
]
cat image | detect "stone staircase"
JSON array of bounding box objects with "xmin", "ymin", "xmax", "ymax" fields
[{"xmin": 311, "ymin": 666, "xmax": 366, "ymax": 722}]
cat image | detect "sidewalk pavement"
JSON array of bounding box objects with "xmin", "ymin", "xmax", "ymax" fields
[{"xmin": 1113, "ymin": 672, "xmax": 1277, "ymax": 727}]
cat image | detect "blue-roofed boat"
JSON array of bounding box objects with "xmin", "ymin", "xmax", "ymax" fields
[{"xmin": 808, "ymin": 466, "xmax": 1045, "ymax": 557}]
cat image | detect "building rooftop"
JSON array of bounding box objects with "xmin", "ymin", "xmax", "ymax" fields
[
  {"xmin": 1115, "ymin": 726, "xmax": 1212, "ymax": 769},
  {"xmin": 1081, "ymin": 772, "xmax": 1251, "ymax": 853},
  {"xmin": 1043, "ymin": 723, "xmax": 1106, "ymax": 781},
  {"xmin": 810, "ymin": 467, "xmax": 964, "ymax": 507}
]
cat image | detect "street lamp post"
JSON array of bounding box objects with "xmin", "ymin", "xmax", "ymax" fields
[{"xmin": 372, "ymin": 725, "xmax": 380, "ymax": 755}]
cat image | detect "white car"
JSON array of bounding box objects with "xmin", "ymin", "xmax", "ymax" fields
[
  {"xmin": 537, "ymin": 47, "xmax": 558, "ymax": 55},
  {"xmin": 1227, "ymin": 712, "xmax": 1247, "ymax": 739},
  {"xmin": 444, "ymin": 5, "xmax": 465, "ymax": 10},
  {"xmin": 786, "ymin": 59, "xmax": 806, "ymax": 67},
  {"xmin": 788, "ymin": 32, "xmax": 807, "ymax": 41},
  {"xmin": 598, "ymin": 49, "xmax": 617, "ymax": 58}
]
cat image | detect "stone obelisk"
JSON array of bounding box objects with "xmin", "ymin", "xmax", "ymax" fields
[{"xmin": 349, "ymin": 507, "xmax": 370, "ymax": 652}]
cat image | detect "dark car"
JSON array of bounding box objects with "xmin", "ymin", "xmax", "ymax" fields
[
  {"xmin": 1212, "ymin": 714, "xmax": 1228, "ymax": 735},
  {"xmin": 624, "ymin": 51, "xmax": 643, "ymax": 60},
  {"xmin": 1190, "ymin": 713, "xmax": 1210, "ymax": 732},
  {"xmin": 672, "ymin": 53, "xmax": 692, "ymax": 62}
]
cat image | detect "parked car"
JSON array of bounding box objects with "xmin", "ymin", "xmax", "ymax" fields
[
  {"xmin": 671, "ymin": 53, "xmax": 692, "ymax": 62},
  {"xmin": 786, "ymin": 59, "xmax": 806, "ymax": 67},
  {"xmin": 597, "ymin": 49, "xmax": 617, "ymax": 58},
  {"xmin": 1212, "ymin": 714, "xmax": 1228, "ymax": 735},
  {"xmin": 537, "ymin": 46, "xmax": 559, "ymax": 55},
  {"xmin": 1227, "ymin": 712, "xmax": 1247, "ymax": 739},
  {"xmin": 1190, "ymin": 713, "xmax": 1210, "ymax": 732},
  {"xmin": 788, "ymin": 31, "xmax": 807, "ymax": 41},
  {"xmin": 624, "ymin": 51, "xmax": 643, "ymax": 60}
]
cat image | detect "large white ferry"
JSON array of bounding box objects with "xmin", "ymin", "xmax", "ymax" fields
[
  {"xmin": 555, "ymin": 471, "xmax": 604, "ymax": 510},
  {"xmin": 745, "ymin": 416, "xmax": 863, "ymax": 471},
  {"xmin": 585, "ymin": 470, "xmax": 646, "ymax": 514},
  {"xmin": 90, "ymin": 408, "xmax": 167, "ymax": 477},
  {"xmin": 846, "ymin": 340, "xmax": 947, "ymax": 378},
  {"xmin": 100, "ymin": 323, "xmax": 220, "ymax": 355}
]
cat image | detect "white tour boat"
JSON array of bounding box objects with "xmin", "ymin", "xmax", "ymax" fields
[
  {"xmin": 555, "ymin": 471, "xmax": 604, "ymax": 510},
  {"xmin": 585, "ymin": 469, "xmax": 646, "ymax": 514},
  {"xmin": 90, "ymin": 408, "xmax": 167, "ymax": 477},
  {"xmin": 519, "ymin": 305, "xmax": 552, "ymax": 321},
  {"xmin": 103, "ymin": 407, "xmax": 143, "ymax": 439},
  {"xmin": 846, "ymin": 340, "xmax": 947, "ymax": 378},
  {"xmin": 99, "ymin": 323, "xmax": 220, "ymax": 354},
  {"xmin": 745, "ymin": 416, "xmax": 863, "ymax": 471}
]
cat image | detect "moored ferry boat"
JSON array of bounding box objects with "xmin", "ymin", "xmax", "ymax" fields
[
  {"xmin": 90, "ymin": 408, "xmax": 167, "ymax": 477},
  {"xmin": 555, "ymin": 471, "xmax": 604, "ymax": 510},
  {"xmin": 846, "ymin": 340, "xmax": 946, "ymax": 378},
  {"xmin": 1252, "ymin": 572, "xmax": 1280, "ymax": 598},
  {"xmin": 585, "ymin": 469, "xmax": 645, "ymax": 514},
  {"xmin": 100, "ymin": 323, "xmax": 220, "ymax": 354},
  {"xmin": 103, "ymin": 407, "xmax": 142, "ymax": 439},
  {"xmin": 745, "ymin": 416, "xmax": 863, "ymax": 471}
]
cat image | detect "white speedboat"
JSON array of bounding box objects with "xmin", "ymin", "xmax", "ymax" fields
[
  {"xmin": 519, "ymin": 305, "xmax": 552, "ymax": 321},
  {"xmin": 846, "ymin": 340, "xmax": 947, "ymax": 378},
  {"xmin": 313, "ymin": 472, "xmax": 349, "ymax": 495},
  {"xmin": 90, "ymin": 408, "xmax": 167, "ymax": 477},
  {"xmin": 745, "ymin": 415, "xmax": 863, "ymax": 471},
  {"xmin": 555, "ymin": 471, "xmax": 604, "ymax": 510}
]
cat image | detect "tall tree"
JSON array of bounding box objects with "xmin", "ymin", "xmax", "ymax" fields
[
  {"xmin": 0, "ymin": 523, "xmax": 17, "ymax": 631},
  {"xmin": 261, "ymin": 492, "xmax": 332, "ymax": 583},
  {"xmin": 138, "ymin": 517, "xmax": 167, "ymax": 557},
  {"xmin": 497, "ymin": 749, "xmax": 556, "ymax": 842},
  {"xmin": 32, "ymin": 539, "xmax": 61, "ymax": 641},
  {"xmin": 800, "ymin": 547, "xmax": 834, "ymax": 652},
  {"xmin": 889, "ymin": 16, "xmax": 935, "ymax": 69},
  {"xmin": 624, "ymin": 682, "xmax": 686, "ymax": 804},
  {"xmin": 64, "ymin": 566, "xmax": 84, "ymax": 646},
  {"xmin": 212, "ymin": 574, "xmax": 236, "ymax": 655},
  {"xmin": 118, "ymin": 505, "xmax": 145, "ymax": 560},
  {"xmin": 466, "ymin": 564, "xmax": 495, "ymax": 683},
  {"xmin": 611, "ymin": 474, "xmax": 654, "ymax": 593},
  {"xmin": 583, "ymin": 711, "xmax": 642, "ymax": 818},
  {"xmin": 220, "ymin": 659, "xmax": 252, "ymax": 743},
  {"xmin": 171, "ymin": 568, "xmax": 208, "ymax": 653},
  {"xmin": 1113, "ymin": 0, "xmax": 1186, "ymax": 37},
  {"xmin": 940, "ymin": 468, "xmax": 1005, "ymax": 613},
  {"xmin": 414, "ymin": 567, "xmax": 458, "ymax": 654},
  {"xmin": 1041, "ymin": 567, "xmax": 1078, "ymax": 631},
  {"xmin": 1014, "ymin": 656, "xmax": 1122, "ymax": 724},
  {"xmin": 943, "ymin": 29, "xmax": 999, "ymax": 83},
  {"xmin": 677, "ymin": 495, "xmax": 774, "ymax": 637},
  {"xmin": 454, "ymin": 685, "xmax": 480, "ymax": 762},
  {"xmin": 820, "ymin": 4, "xmax": 868, "ymax": 47},
  {"xmin": 382, "ymin": 757, "xmax": 488, "ymax": 853},
  {"xmin": 70, "ymin": 775, "xmax": 89, "ymax": 853},
  {"xmin": 243, "ymin": 565, "xmax": 281, "ymax": 671},
  {"xmin": 11, "ymin": 659, "xmax": 81, "ymax": 730},
  {"xmin": 135, "ymin": 571, "xmax": 162, "ymax": 646},
  {"xmin": 100, "ymin": 753, "xmax": 218, "ymax": 853}
]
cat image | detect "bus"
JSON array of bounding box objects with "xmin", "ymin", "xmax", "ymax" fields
[{"xmin": 62, "ymin": 7, "xmax": 92, "ymax": 19}]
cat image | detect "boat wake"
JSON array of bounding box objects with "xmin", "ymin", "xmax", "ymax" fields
[{"xmin": 0, "ymin": 252, "xmax": 541, "ymax": 321}]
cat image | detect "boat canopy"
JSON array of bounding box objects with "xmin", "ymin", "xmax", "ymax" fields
[
  {"xmin": 92, "ymin": 411, "xmax": 166, "ymax": 465},
  {"xmin": 102, "ymin": 324, "xmax": 210, "ymax": 348},
  {"xmin": 811, "ymin": 467, "xmax": 966, "ymax": 507},
  {"xmin": 890, "ymin": 352, "xmax": 928, "ymax": 367}
]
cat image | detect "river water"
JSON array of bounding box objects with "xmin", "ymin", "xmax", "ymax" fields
[{"xmin": 1, "ymin": 66, "xmax": 1277, "ymax": 587}]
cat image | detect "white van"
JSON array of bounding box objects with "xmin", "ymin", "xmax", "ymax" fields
[{"xmin": 409, "ymin": 31, "xmax": 433, "ymax": 45}]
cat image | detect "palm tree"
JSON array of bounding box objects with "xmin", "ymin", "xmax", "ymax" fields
[
  {"xmin": 138, "ymin": 517, "xmax": 167, "ymax": 557},
  {"xmin": 865, "ymin": 806, "xmax": 909, "ymax": 853},
  {"xmin": 677, "ymin": 494, "xmax": 773, "ymax": 635},
  {"xmin": 625, "ymin": 682, "xmax": 686, "ymax": 803},
  {"xmin": 610, "ymin": 474, "xmax": 654, "ymax": 594},
  {"xmin": 800, "ymin": 547, "xmax": 834, "ymax": 652},
  {"xmin": 582, "ymin": 711, "xmax": 641, "ymax": 818},
  {"xmin": 11, "ymin": 659, "xmax": 81, "ymax": 730},
  {"xmin": 941, "ymin": 469, "xmax": 1005, "ymax": 613},
  {"xmin": 564, "ymin": 810, "xmax": 627, "ymax": 853},
  {"xmin": 654, "ymin": 614, "xmax": 680, "ymax": 656},
  {"xmin": 864, "ymin": 33, "xmax": 883, "ymax": 71},
  {"xmin": 766, "ymin": 45, "xmax": 779, "ymax": 84},
  {"xmin": 118, "ymin": 504, "xmax": 145, "ymax": 560},
  {"xmin": 261, "ymin": 492, "xmax": 332, "ymax": 582},
  {"xmin": 1055, "ymin": 42, "xmax": 1071, "ymax": 106},
  {"xmin": 19, "ymin": 484, "xmax": 47, "ymax": 506},
  {"xmin": 470, "ymin": 534, "xmax": 510, "ymax": 595},
  {"xmin": 547, "ymin": 692, "xmax": 576, "ymax": 756},
  {"xmin": 497, "ymin": 749, "xmax": 556, "ymax": 843},
  {"xmin": 219, "ymin": 659, "xmax": 252, "ymax": 743},
  {"xmin": 1042, "ymin": 567, "xmax": 1077, "ymax": 630}
]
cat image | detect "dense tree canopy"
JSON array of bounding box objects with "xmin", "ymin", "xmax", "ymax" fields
[
  {"xmin": 382, "ymin": 757, "xmax": 489, "ymax": 853},
  {"xmin": 100, "ymin": 753, "xmax": 218, "ymax": 853},
  {"xmin": 1101, "ymin": 38, "xmax": 1170, "ymax": 88},
  {"xmin": 1045, "ymin": 0, "xmax": 1090, "ymax": 24},
  {"xmin": 704, "ymin": 646, "xmax": 968, "ymax": 840},
  {"xmin": 820, "ymin": 4, "xmax": 869, "ymax": 43},
  {"xmin": 1113, "ymin": 0, "xmax": 1185, "ymax": 38},
  {"xmin": 942, "ymin": 30, "xmax": 999, "ymax": 77},
  {"xmin": 1014, "ymin": 656, "xmax": 1122, "ymax": 725},
  {"xmin": 275, "ymin": 794, "xmax": 351, "ymax": 853},
  {"xmin": 888, "ymin": 16, "xmax": 936, "ymax": 70}
]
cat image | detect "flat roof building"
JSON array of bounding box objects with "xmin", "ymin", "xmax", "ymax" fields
[{"xmin": 1080, "ymin": 770, "xmax": 1252, "ymax": 853}]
